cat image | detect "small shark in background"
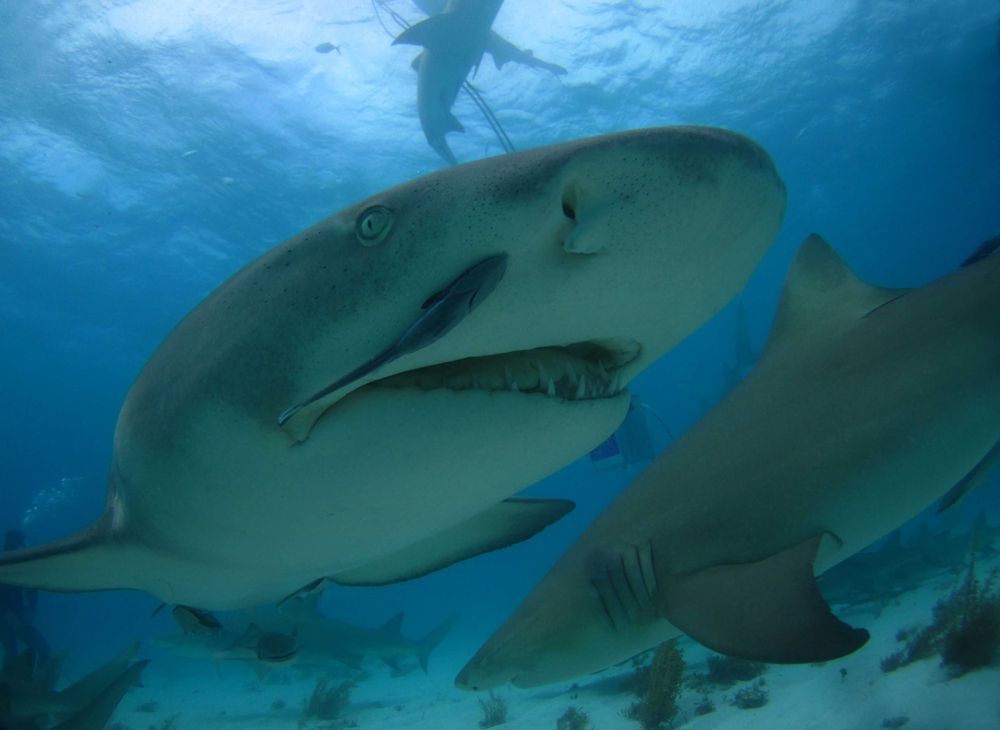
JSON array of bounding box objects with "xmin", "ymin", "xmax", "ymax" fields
[
  {"xmin": 277, "ymin": 593, "xmax": 457, "ymax": 673},
  {"xmin": 0, "ymin": 641, "xmax": 146, "ymax": 730},
  {"xmin": 393, "ymin": 0, "xmax": 566, "ymax": 164},
  {"xmin": 818, "ymin": 511, "xmax": 1000, "ymax": 608},
  {"xmin": 457, "ymin": 233, "xmax": 1000, "ymax": 690},
  {"xmin": 152, "ymin": 598, "xmax": 455, "ymax": 677}
]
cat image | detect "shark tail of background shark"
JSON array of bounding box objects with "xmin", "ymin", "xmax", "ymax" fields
[
  {"xmin": 415, "ymin": 612, "xmax": 459, "ymax": 673},
  {"xmin": 56, "ymin": 639, "xmax": 142, "ymax": 709},
  {"xmin": 0, "ymin": 512, "xmax": 142, "ymax": 595},
  {"xmin": 52, "ymin": 658, "xmax": 149, "ymax": 730}
]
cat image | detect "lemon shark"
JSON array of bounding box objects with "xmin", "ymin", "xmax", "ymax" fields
[
  {"xmin": 0, "ymin": 126, "xmax": 785, "ymax": 610},
  {"xmin": 456, "ymin": 234, "xmax": 1000, "ymax": 690}
]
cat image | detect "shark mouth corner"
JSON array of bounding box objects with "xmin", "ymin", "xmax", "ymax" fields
[{"xmin": 371, "ymin": 337, "xmax": 641, "ymax": 402}]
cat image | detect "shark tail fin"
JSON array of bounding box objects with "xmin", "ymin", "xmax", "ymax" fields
[
  {"xmin": 52, "ymin": 659, "xmax": 149, "ymax": 730},
  {"xmin": 0, "ymin": 512, "xmax": 143, "ymax": 595},
  {"xmin": 415, "ymin": 612, "xmax": 459, "ymax": 673},
  {"xmin": 58, "ymin": 639, "xmax": 142, "ymax": 710}
]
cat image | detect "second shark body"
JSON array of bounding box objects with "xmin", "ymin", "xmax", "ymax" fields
[{"xmin": 457, "ymin": 234, "xmax": 1000, "ymax": 689}]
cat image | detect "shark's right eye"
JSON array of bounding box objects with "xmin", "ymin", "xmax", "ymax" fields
[{"xmin": 355, "ymin": 205, "xmax": 394, "ymax": 246}]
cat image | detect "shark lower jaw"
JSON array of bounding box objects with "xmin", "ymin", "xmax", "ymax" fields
[{"xmin": 370, "ymin": 338, "xmax": 641, "ymax": 403}]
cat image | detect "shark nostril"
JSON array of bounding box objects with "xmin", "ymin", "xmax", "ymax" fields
[{"xmin": 562, "ymin": 199, "xmax": 576, "ymax": 220}]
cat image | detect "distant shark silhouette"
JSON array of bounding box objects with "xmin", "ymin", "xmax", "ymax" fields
[
  {"xmin": 277, "ymin": 593, "xmax": 456, "ymax": 673},
  {"xmin": 0, "ymin": 641, "xmax": 146, "ymax": 729},
  {"xmin": 0, "ymin": 127, "xmax": 785, "ymax": 611},
  {"xmin": 818, "ymin": 512, "xmax": 1000, "ymax": 608},
  {"xmin": 457, "ymin": 233, "xmax": 1000, "ymax": 689},
  {"xmin": 394, "ymin": 0, "xmax": 566, "ymax": 164},
  {"xmin": 153, "ymin": 598, "xmax": 454, "ymax": 676}
]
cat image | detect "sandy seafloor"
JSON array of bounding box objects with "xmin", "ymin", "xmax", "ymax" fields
[{"xmin": 101, "ymin": 553, "xmax": 1000, "ymax": 730}]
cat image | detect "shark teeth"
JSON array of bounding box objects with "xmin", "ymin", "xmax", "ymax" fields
[{"xmin": 373, "ymin": 339, "xmax": 638, "ymax": 402}]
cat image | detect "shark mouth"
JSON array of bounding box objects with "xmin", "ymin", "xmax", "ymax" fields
[{"xmin": 371, "ymin": 338, "xmax": 640, "ymax": 402}]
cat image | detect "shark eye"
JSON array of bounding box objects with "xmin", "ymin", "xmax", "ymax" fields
[{"xmin": 355, "ymin": 205, "xmax": 394, "ymax": 246}]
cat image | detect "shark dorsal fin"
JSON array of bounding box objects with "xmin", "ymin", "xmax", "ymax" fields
[
  {"xmin": 379, "ymin": 612, "xmax": 405, "ymax": 637},
  {"xmin": 765, "ymin": 234, "xmax": 908, "ymax": 353}
]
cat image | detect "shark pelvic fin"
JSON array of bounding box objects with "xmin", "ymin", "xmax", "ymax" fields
[
  {"xmin": 765, "ymin": 234, "xmax": 908, "ymax": 354},
  {"xmin": 657, "ymin": 535, "xmax": 870, "ymax": 663},
  {"xmin": 330, "ymin": 497, "xmax": 574, "ymax": 586}
]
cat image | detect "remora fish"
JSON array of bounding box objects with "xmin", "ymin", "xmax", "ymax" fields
[
  {"xmin": 0, "ymin": 126, "xmax": 785, "ymax": 610},
  {"xmin": 456, "ymin": 234, "xmax": 1000, "ymax": 689}
]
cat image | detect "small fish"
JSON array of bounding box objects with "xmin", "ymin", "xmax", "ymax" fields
[
  {"xmin": 231, "ymin": 624, "xmax": 298, "ymax": 663},
  {"xmin": 172, "ymin": 605, "xmax": 223, "ymax": 634},
  {"xmin": 314, "ymin": 42, "xmax": 341, "ymax": 55}
]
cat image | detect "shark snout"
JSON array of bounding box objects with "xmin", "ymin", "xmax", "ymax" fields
[{"xmin": 454, "ymin": 659, "xmax": 513, "ymax": 692}]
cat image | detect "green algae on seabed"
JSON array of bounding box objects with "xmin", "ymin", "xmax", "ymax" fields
[
  {"xmin": 621, "ymin": 639, "xmax": 684, "ymax": 729},
  {"xmin": 881, "ymin": 550, "xmax": 1000, "ymax": 675}
]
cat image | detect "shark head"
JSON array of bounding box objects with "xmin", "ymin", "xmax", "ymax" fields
[
  {"xmin": 0, "ymin": 126, "xmax": 785, "ymax": 609},
  {"xmin": 186, "ymin": 125, "xmax": 787, "ymax": 448}
]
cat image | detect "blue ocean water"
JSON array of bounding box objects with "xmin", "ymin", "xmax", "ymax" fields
[{"xmin": 1, "ymin": 0, "xmax": 999, "ymax": 727}]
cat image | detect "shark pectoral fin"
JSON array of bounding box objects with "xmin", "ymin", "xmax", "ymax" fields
[
  {"xmin": 937, "ymin": 437, "xmax": 1000, "ymax": 513},
  {"xmin": 392, "ymin": 13, "xmax": 464, "ymax": 50},
  {"xmin": 658, "ymin": 536, "xmax": 869, "ymax": 663},
  {"xmin": 330, "ymin": 497, "xmax": 574, "ymax": 586},
  {"xmin": 588, "ymin": 542, "xmax": 658, "ymax": 631},
  {"xmin": 486, "ymin": 31, "xmax": 518, "ymax": 68},
  {"xmin": 0, "ymin": 513, "xmax": 148, "ymax": 595}
]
